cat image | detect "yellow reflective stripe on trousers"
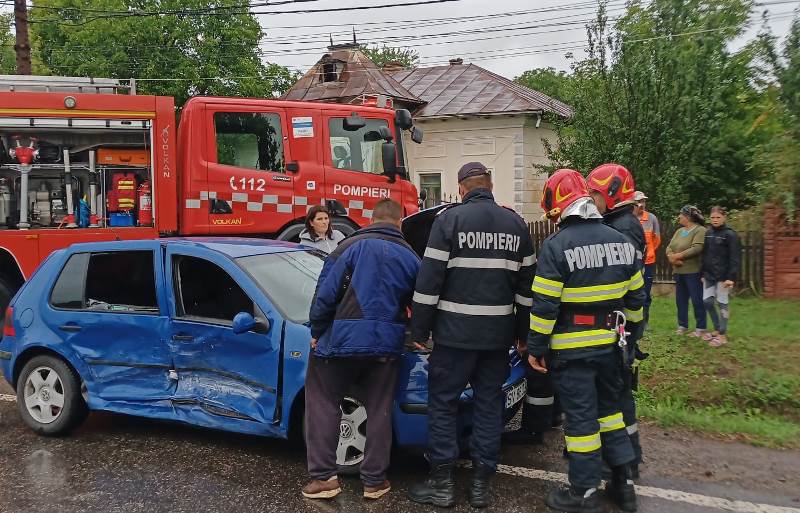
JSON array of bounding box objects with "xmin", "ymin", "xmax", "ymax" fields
[
  {"xmin": 532, "ymin": 276, "xmax": 564, "ymax": 297},
  {"xmin": 623, "ymin": 307, "xmax": 644, "ymax": 323},
  {"xmin": 530, "ymin": 314, "xmax": 556, "ymax": 334},
  {"xmin": 598, "ymin": 412, "xmax": 625, "ymax": 433},
  {"xmin": 628, "ymin": 270, "xmax": 644, "ymax": 291},
  {"xmin": 550, "ymin": 329, "xmax": 617, "ymax": 350},
  {"xmin": 561, "ymin": 280, "xmax": 629, "ymax": 302},
  {"xmin": 565, "ymin": 433, "xmax": 601, "ymax": 453}
]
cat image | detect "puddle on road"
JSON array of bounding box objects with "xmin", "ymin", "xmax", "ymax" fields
[{"xmin": 24, "ymin": 448, "xmax": 69, "ymax": 488}]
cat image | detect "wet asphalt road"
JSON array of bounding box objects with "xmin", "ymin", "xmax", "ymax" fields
[{"xmin": 1, "ymin": 378, "xmax": 799, "ymax": 513}]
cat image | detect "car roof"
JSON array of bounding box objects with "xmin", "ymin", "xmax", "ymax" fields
[{"xmin": 65, "ymin": 237, "xmax": 308, "ymax": 259}]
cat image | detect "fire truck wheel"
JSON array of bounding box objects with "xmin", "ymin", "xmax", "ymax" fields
[
  {"xmin": 275, "ymin": 223, "xmax": 305, "ymax": 243},
  {"xmin": 16, "ymin": 355, "xmax": 88, "ymax": 436},
  {"xmin": 0, "ymin": 277, "xmax": 14, "ymax": 324},
  {"xmin": 331, "ymin": 219, "xmax": 359, "ymax": 237}
]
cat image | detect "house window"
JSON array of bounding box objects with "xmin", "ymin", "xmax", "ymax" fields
[
  {"xmin": 173, "ymin": 256, "xmax": 253, "ymax": 324},
  {"xmin": 419, "ymin": 173, "xmax": 442, "ymax": 209},
  {"xmin": 328, "ymin": 118, "xmax": 389, "ymax": 175},
  {"xmin": 214, "ymin": 112, "xmax": 285, "ymax": 173}
]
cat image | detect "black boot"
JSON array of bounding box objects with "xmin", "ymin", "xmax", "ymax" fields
[
  {"xmin": 408, "ymin": 462, "xmax": 456, "ymax": 508},
  {"xmin": 545, "ymin": 486, "xmax": 601, "ymax": 513},
  {"xmin": 608, "ymin": 465, "xmax": 638, "ymax": 512},
  {"xmin": 468, "ymin": 462, "xmax": 494, "ymax": 508},
  {"xmin": 501, "ymin": 429, "xmax": 544, "ymax": 445}
]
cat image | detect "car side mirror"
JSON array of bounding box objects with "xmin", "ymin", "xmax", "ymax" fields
[
  {"xmin": 232, "ymin": 312, "xmax": 256, "ymax": 334},
  {"xmin": 411, "ymin": 126, "xmax": 423, "ymax": 144},
  {"xmin": 382, "ymin": 142, "xmax": 398, "ymax": 183},
  {"xmin": 395, "ymin": 109, "xmax": 413, "ymax": 130},
  {"xmin": 343, "ymin": 113, "xmax": 367, "ymax": 131}
]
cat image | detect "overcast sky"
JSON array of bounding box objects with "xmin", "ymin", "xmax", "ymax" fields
[{"xmin": 257, "ymin": 0, "xmax": 798, "ymax": 80}]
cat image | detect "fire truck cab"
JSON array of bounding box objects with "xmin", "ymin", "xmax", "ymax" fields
[{"xmin": 0, "ymin": 75, "xmax": 422, "ymax": 320}]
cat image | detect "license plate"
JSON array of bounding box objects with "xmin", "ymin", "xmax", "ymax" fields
[{"xmin": 504, "ymin": 380, "xmax": 527, "ymax": 409}]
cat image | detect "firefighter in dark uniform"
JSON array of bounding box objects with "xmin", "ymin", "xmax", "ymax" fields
[
  {"xmin": 587, "ymin": 163, "xmax": 646, "ymax": 478},
  {"xmin": 528, "ymin": 169, "xmax": 644, "ymax": 513},
  {"xmin": 408, "ymin": 162, "xmax": 535, "ymax": 509}
]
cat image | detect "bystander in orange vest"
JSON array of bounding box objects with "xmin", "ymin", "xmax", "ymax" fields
[{"xmin": 634, "ymin": 191, "xmax": 660, "ymax": 327}]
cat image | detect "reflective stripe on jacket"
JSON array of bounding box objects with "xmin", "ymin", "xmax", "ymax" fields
[
  {"xmin": 410, "ymin": 188, "xmax": 535, "ymax": 350},
  {"xmin": 526, "ymin": 218, "xmax": 646, "ymax": 360},
  {"xmin": 639, "ymin": 211, "xmax": 661, "ymax": 265}
]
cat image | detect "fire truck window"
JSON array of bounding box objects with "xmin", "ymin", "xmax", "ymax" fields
[
  {"xmin": 174, "ymin": 256, "xmax": 254, "ymax": 324},
  {"xmin": 82, "ymin": 251, "xmax": 158, "ymax": 313},
  {"xmin": 214, "ymin": 112, "xmax": 285, "ymax": 173},
  {"xmin": 328, "ymin": 118, "xmax": 388, "ymax": 174},
  {"xmin": 50, "ymin": 253, "xmax": 89, "ymax": 309}
]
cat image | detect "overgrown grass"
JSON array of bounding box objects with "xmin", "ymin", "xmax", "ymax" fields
[{"xmin": 636, "ymin": 296, "xmax": 800, "ymax": 448}]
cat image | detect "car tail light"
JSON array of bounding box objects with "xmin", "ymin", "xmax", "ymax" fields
[{"xmin": 2, "ymin": 307, "xmax": 14, "ymax": 337}]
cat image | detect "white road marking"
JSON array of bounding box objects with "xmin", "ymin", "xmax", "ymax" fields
[
  {"xmin": 0, "ymin": 394, "xmax": 15, "ymax": 402},
  {"xmin": 493, "ymin": 463, "xmax": 800, "ymax": 513}
]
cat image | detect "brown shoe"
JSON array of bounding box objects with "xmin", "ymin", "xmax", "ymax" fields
[
  {"xmin": 363, "ymin": 480, "xmax": 391, "ymax": 499},
  {"xmin": 302, "ymin": 477, "xmax": 341, "ymax": 499}
]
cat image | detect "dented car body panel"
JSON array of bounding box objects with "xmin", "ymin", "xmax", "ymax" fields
[{"xmin": 0, "ymin": 238, "xmax": 526, "ymax": 446}]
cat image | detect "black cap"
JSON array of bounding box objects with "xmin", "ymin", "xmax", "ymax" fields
[{"xmin": 457, "ymin": 162, "xmax": 490, "ymax": 183}]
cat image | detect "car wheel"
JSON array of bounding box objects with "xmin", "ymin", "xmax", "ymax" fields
[
  {"xmin": 16, "ymin": 355, "xmax": 88, "ymax": 436},
  {"xmin": 337, "ymin": 396, "xmax": 368, "ymax": 475}
]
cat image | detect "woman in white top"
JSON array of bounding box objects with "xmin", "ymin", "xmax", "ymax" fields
[{"xmin": 298, "ymin": 205, "xmax": 346, "ymax": 254}]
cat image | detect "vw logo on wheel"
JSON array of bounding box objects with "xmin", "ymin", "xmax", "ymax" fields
[{"xmin": 339, "ymin": 421, "xmax": 353, "ymax": 439}]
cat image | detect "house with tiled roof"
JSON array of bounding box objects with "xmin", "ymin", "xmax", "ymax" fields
[{"xmin": 283, "ymin": 47, "xmax": 572, "ymax": 220}]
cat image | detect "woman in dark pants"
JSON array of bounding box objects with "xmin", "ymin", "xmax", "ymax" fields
[{"xmin": 666, "ymin": 206, "xmax": 707, "ymax": 337}]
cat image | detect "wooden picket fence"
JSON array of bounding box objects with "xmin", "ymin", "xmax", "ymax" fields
[{"xmin": 527, "ymin": 221, "xmax": 764, "ymax": 293}]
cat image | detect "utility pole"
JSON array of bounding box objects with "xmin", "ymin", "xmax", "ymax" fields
[{"xmin": 14, "ymin": 0, "xmax": 32, "ymax": 75}]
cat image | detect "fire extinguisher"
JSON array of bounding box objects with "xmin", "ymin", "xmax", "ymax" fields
[{"xmin": 137, "ymin": 181, "xmax": 152, "ymax": 226}]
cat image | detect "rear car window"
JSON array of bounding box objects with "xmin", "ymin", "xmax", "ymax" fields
[{"xmin": 50, "ymin": 251, "xmax": 159, "ymax": 313}]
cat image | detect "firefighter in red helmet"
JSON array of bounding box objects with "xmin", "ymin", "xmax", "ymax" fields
[
  {"xmin": 587, "ymin": 163, "xmax": 647, "ymax": 478},
  {"xmin": 527, "ymin": 169, "xmax": 643, "ymax": 513}
]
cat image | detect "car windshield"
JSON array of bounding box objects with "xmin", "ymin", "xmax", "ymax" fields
[{"xmin": 236, "ymin": 250, "xmax": 324, "ymax": 324}]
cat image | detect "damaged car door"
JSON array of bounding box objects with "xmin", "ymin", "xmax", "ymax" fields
[{"xmin": 165, "ymin": 246, "xmax": 281, "ymax": 433}]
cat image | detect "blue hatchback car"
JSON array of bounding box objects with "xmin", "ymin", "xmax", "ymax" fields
[{"xmin": 0, "ymin": 238, "xmax": 526, "ymax": 471}]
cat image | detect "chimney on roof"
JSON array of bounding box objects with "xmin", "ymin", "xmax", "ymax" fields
[
  {"xmin": 449, "ymin": 58, "xmax": 464, "ymax": 66},
  {"xmin": 382, "ymin": 60, "xmax": 406, "ymax": 73}
]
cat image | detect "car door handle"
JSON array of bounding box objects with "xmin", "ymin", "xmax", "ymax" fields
[
  {"xmin": 172, "ymin": 334, "xmax": 195, "ymax": 342},
  {"xmin": 58, "ymin": 324, "xmax": 82, "ymax": 332}
]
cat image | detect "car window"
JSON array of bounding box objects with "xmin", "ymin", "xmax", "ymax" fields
[
  {"xmin": 214, "ymin": 112, "xmax": 285, "ymax": 173},
  {"xmin": 174, "ymin": 255, "xmax": 254, "ymax": 324},
  {"xmin": 328, "ymin": 118, "xmax": 388, "ymax": 175},
  {"xmin": 236, "ymin": 251, "xmax": 324, "ymax": 324},
  {"xmin": 50, "ymin": 253, "xmax": 89, "ymax": 309},
  {"xmin": 51, "ymin": 251, "xmax": 159, "ymax": 313}
]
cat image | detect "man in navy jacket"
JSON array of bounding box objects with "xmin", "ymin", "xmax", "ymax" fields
[{"xmin": 302, "ymin": 199, "xmax": 420, "ymax": 501}]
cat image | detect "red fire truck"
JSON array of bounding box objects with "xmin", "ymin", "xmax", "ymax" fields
[{"xmin": 0, "ymin": 75, "xmax": 423, "ymax": 316}]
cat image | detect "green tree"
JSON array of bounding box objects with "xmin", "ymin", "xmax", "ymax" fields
[
  {"xmin": 752, "ymin": 15, "xmax": 800, "ymax": 215},
  {"xmin": 362, "ymin": 44, "xmax": 419, "ymax": 69},
  {"xmin": 514, "ymin": 67, "xmax": 574, "ymax": 103},
  {"xmin": 29, "ymin": 0, "xmax": 299, "ymax": 107},
  {"xmin": 0, "ymin": 14, "xmax": 16, "ymax": 74},
  {"xmin": 542, "ymin": 0, "xmax": 768, "ymax": 217}
]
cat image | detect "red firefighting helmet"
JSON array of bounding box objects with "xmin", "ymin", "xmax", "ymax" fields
[
  {"xmin": 586, "ymin": 163, "xmax": 636, "ymax": 210},
  {"xmin": 541, "ymin": 168, "xmax": 589, "ymax": 220}
]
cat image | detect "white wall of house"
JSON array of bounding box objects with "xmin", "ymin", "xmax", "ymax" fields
[{"xmin": 403, "ymin": 114, "xmax": 558, "ymax": 222}]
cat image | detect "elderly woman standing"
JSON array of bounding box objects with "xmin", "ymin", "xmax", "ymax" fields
[
  {"xmin": 299, "ymin": 206, "xmax": 346, "ymax": 254},
  {"xmin": 666, "ymin": 205, "xmax": 707, "ymax": 337}
]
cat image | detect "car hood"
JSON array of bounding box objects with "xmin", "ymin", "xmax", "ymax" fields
[{"xmin": 401, "ymin": 203, "xmax": 460, "ymax": 258}]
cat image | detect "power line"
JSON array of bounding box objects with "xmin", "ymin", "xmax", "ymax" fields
[{"xmin": 27, "ymin": 0, "xmax": 467, "ymax": 26}]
